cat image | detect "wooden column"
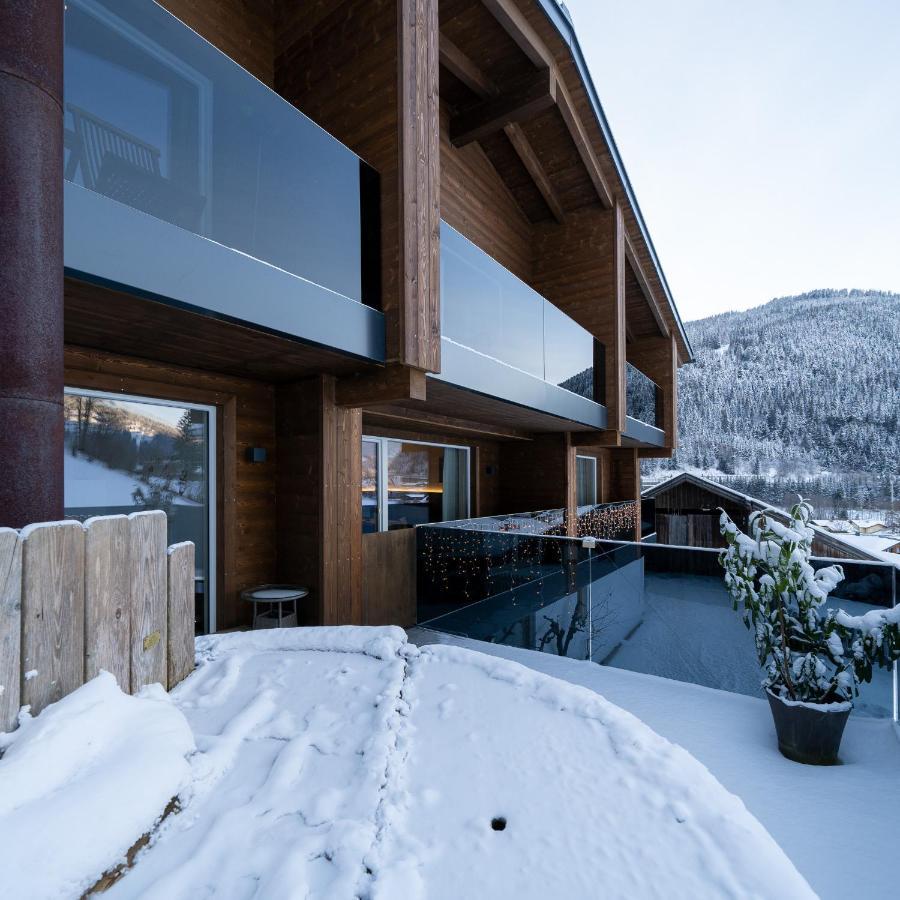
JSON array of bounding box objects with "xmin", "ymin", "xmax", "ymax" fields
[
  {"xmin": 627, "ymin": 332, "xmax": 678, "ymax": 449},
  {"xmin": 606, "ymin": 447, "xmax": 641, "ymax": 540},
  {"xmin": 533, "ymin": 202, "xmax": 626, "ymax": 433},
  {"xmin": 276, "ymin": 376, "xmax": 363, "ymax": 626}
]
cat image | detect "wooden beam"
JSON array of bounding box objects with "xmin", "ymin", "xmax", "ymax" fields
[
  {"xmin": 438, "ymin": 35, "xmax": 565, "ymax": 224},
  {"xmin": 503, "ymin": 122, "xmax": 566, "ymax": 223},
  {"xmin": 480, "ymin": 0, "xmax": 553, "ymax": 68},
  {"xmin": 336, "ymin": 364, "xmax": 427, "ymax": 407},
  {"xmin": 450, "ymin": 67, "xmax": 557, "ymax": 147},
  {"xmin": 556, "ymin": 80, "xmax": 614, "ymax": 209},
  {"xmin": 364, "ymin": 406, "xmax": 533, "ymax": 442},
  {"xmin": 571, "ymin": 429, "xmax": 622, "ymax": 448},
  {"xmin": 625, "ymin": 234, "xmax": 670, "ymax": 339},
  {"xmin": 439, "ymin": 33, "xmax": 499, "ymax": 97},
  {"xmin": 638, "ymin": 447, "xmax": 674, "ymax": 459}
]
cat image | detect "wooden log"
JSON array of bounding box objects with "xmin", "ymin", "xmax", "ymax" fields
[
  {"xmin": 128, "ymin": 511, "xmax": 167, "ymax": 691},
  {"xmin": 166, "ymin": 541, "xmax": 195, "ymax": 690},
  {"xmin": 84, "ymin": 515, "xmax": 130, "ymax": 689},
  {"xmin": 0, "ymin": 528, "xmax": 22, "ymax": 732},
  {"xmin": 21, "ymin": 521, "xmax": 85, "ymax": 716}
]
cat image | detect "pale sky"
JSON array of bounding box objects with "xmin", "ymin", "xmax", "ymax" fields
[{"xmin": 563, "ymin": 0, "xmax": 900, "ymax": 321}]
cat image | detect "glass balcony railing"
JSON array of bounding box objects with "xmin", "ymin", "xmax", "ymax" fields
[
  {"xmin": 440, "ymin": 222, "xmax": 596, "ymax": 401},
  {"xmin": 625, "ymin": 362, "xmax": 660, "ymax": 427},
  {"xmin": 63, "ymin": 0, "xmax": 379, "ymax": 307},
  {"xmin": 416, "ymin": 518, "xmax": 899, "ymax": 721}
]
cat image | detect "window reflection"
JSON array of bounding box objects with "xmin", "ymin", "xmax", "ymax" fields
[
  {"xmin": 576, "ymin": 455, "xmax": 597, "ymax": 508},
  {"xmin": 362, "ymin": 440, "xmax": 379, "ymax": 534},
  {"xmin": 361, "ymin": 437, "xmax": 470, "ymax": 531},
  {"xmin": 63, "ymin": 391, "xmax": 213, "ymax": 633}
]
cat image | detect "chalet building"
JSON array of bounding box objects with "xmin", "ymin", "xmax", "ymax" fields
[
  {"xmin": 1, "ymin": 0, "xmax": 692, "ymax": 632},
  {"xmin": 643, "ymin": 473, "xmax": 884, "ymax": 562}
]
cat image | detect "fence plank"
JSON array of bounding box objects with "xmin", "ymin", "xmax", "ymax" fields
[
  {"xmin": 128, "ymin": 511, "xmax": 167, "ymax": 691},
  {"xmin": 0, "ymin": 529, "xmax": 22, "ymax": 732},
  {"xmin": 167, "ymin": 542, "xmax": 195, "ymax": 689},
  {"xmin": 21, "ymin": 521, "xmax": 85, "ymax": 716},
  {"xmin": 84, "ymin": 516, "xmax": 130, "ymax": 689}
]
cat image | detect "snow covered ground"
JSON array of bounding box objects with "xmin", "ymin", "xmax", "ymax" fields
[
  {"xmin": 1, "ymin": 628, "xmax": 817, "ymax": 899},
  {"xmin": 411, "ymin": 629, "xmax": 900, "ymax": 900}
]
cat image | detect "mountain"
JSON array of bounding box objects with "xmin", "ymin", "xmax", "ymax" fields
[{"xmin": 644, "ymin": 289, "xmax": 900, "ymax": 518}]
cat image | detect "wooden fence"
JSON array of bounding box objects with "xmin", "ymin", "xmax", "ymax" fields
[{"xmin": 0, "ymin": 510, "xmax": 195, "ymax": 732}]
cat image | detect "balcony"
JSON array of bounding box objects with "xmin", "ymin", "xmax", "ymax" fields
[
  {"xmin": 625, "ymin": 361, "xmax": 664, "ymax": 444},
  {"xmin": 63, "ymin": 0, "xmax": 384, "ymax": 363},
  {"xmin": 437, "ymin": 222, "xmax": 605, "ymax": 429},
  {"xmin": 416, "ymin": 510, "xmax": 899, "ymax": 720}
]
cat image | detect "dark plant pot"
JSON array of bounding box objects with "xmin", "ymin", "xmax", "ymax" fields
[{"xmin": 766, "ymin": 690, "xmax": 851, "ymax": 765}]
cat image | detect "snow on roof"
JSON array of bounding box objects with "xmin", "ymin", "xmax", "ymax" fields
[{"xmin": 641, "ymin": 471, "xmax": 887, "ymax": 563}]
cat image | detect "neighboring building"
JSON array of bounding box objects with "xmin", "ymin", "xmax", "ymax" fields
[
  {"xmin": 642, "ymin": 472, "xmax": 885, "ymax": 562},
  {"xmin": 1, "ymin": 0, "xmax": 692, "ymax": 632},
  {"xmin": 849, "ymin": 520, "xmax": 888, "ymax": 535}
]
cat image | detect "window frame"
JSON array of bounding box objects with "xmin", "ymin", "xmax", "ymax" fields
[
  {"xmin": 575, "ymin": 454, "xmax": 598, "ymax": 508},
  {"xmin": 63, "ymin": 386, "xmax": 218, "ymax": 633},
  {"xmin": 362, "ymin": 435, "xmax": 472, "ymax": 532}
]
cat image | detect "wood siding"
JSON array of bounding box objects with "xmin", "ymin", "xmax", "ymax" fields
[
  {"xmin": 64, "ymin": 345, "xmax": 277, "ymax": 631},
  {"xmin": 275, "ymin": 0, "xmax": 440, "ymax": 372},
  {"xmin": 532, "ymin": 205, "xmax": 626, "ymax": 430},
  {"xmin": 441, "ymin": 104, "xmax": 533, "ymax": 281},
  {"xmin": 158, "ymin": 0, "xmax": 275, "ymax": 85},
  {"xmin": 362, "ymin": 529, "xmax": 416, "ymax": 627}
]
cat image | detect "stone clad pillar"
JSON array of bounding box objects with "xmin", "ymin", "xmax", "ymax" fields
[{"xmin": 0, "ymin": 3, "xmax": 65, "ymax": 527}]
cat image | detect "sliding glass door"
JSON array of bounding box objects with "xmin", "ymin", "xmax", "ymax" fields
[
  {"xmin": 362, "ymin": 437, "xmax": 470, "ymax": 531},
  {"xmin": 63, "ymin": 388, "xmax": 216, "ymax": 633}
]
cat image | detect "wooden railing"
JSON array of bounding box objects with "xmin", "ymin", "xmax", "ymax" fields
[{"xmin": 0, "ymin": 511, "xmax": 195, "ymax": 732}]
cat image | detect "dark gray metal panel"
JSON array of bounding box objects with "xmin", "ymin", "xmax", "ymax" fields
[
  {"xmin": 624, "ymin": 415, "xmax": 665, "ymax": 447},
  {"xmin": 64, "ymin": 182, "xmax": 386, "ymax": 363},
  {"xmin": 432, "ymin": 338, "xmax": 607, "ymax": 429}
]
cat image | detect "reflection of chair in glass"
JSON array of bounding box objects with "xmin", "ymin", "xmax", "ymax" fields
[{"xmin": 65, "ymin": 103, "xmax": 205, "ymax": 231}]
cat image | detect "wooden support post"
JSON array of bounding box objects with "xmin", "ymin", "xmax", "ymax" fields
[
  {"xmin": 21, "ymin": 521, "xmax": 85, "ymax": 716},
  {"xmin": 167, "ymin": 541, "xmax": 195, "ymax": 689},
  {"xmin": 128, "ymin": 511, "xmax": 167, "ymax": 692},
  {"xmin": 84, "ymin": 515, "xmax": 130, "ymax": 689},
  {"xmin": 400, "ymin": 0, "xmax": 441, "ymax": 372},
  {"xmin": 0, "ymin": 528, "xmax": 22, "ymax": 732},
  {"xmin": 276, "ymin": 376, "xmax": 363, "ymax": 627},
  {"xmin": 498, "ymin": 433, "xmax": 574, "ymax": 520},
  {"xmin": 607, "ymin": 447, "xmax": 641, "ymax": 541}
]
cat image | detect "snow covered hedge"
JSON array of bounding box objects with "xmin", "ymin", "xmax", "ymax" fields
[{"xmin": 719, "ymin": 499, "xmax": 900, "ymax": 705}]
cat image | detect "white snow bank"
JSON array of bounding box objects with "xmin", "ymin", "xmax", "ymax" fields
[
  {"xmin": 110, "ymin": 627, "xmax": 408, "ymax": 899},
  {"xmin": 0, "ymin": 672, "xmax": 194, "ymax": 900},
  {"xmin": 195, "ymin": 623, "xmax": 408, "ymax": 661},
  {"xmin": 373, "ymin": 644, "xmax": 814, "ymax": 900}
]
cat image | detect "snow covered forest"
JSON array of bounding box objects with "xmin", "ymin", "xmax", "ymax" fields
[{"xmin": 643, "ymin": 289, "xmax": 900, "ymax": 521}]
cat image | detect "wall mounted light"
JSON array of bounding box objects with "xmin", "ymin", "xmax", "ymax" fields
[{"xmin": 246, "ymin": 447, "xmax": 267, "ymax": 464}]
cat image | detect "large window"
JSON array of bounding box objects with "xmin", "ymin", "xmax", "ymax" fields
[
  {"xmin": 63, "ymin": 389, "xmax": 216, "ymax": 634},
  {"xmin": 362, "ymin": 437, "xmax": 470, "ymax": 531},
  {"xmin": 576, "ymin": 455, "xmax": 598, "ymax": 508}
]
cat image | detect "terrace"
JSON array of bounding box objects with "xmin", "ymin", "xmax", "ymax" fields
[{"xmin": 414, "ymin": 503, "xmax": 898, "ymax": 720}]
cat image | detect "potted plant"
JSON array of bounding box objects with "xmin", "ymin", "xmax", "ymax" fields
[{"xmin": 719, "ymin": 499, "xmax": 900, "ymax": 765}]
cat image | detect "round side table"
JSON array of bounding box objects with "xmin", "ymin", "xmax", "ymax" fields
[{"xmin": 241, "ymin": 584, "xmax": 308, "ymax": 629}]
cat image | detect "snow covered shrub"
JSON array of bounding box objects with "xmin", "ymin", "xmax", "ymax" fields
[{"xmin": 719, "ymin": 499, "xmax": 900, "ymax": 705}]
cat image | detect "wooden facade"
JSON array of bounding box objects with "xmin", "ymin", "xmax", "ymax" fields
[{"xmin": 31, "ymin": 0, "xmax": 694, "ymax": 632}]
